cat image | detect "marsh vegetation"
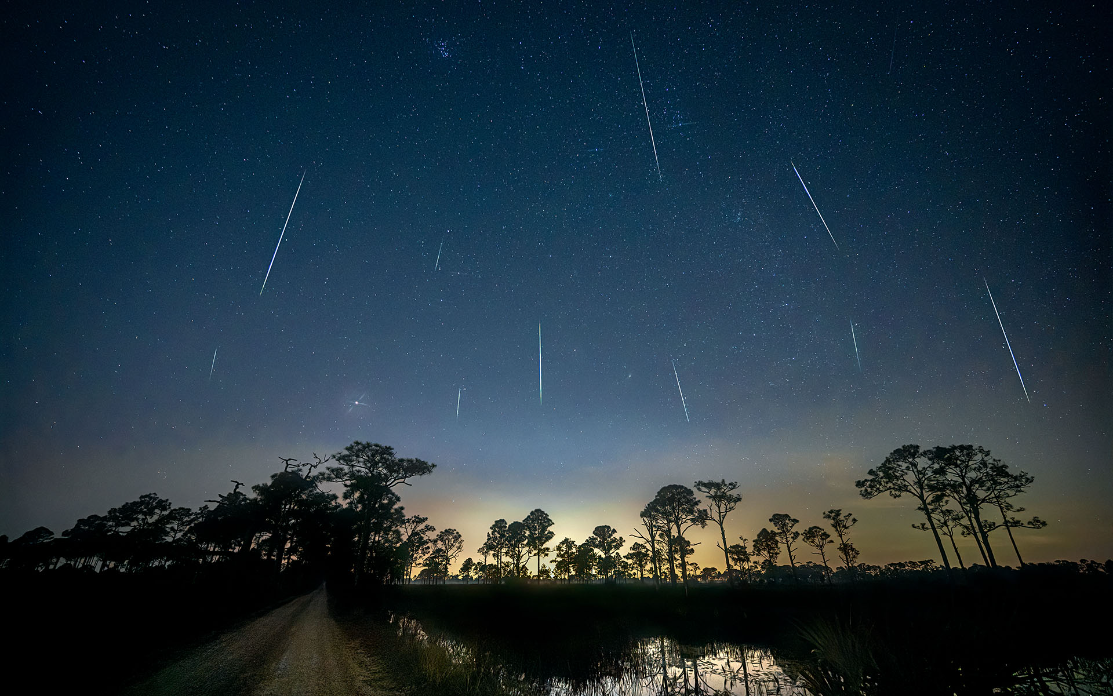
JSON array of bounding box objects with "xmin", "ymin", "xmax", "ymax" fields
[{"xmin": 335, "ymin": 575, "xmax": 1113, "ymax": 696}]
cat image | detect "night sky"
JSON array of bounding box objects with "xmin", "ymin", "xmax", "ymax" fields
[{"xmin": 2, "ymin": 1, "xmax": 1110, "ymax": 568}]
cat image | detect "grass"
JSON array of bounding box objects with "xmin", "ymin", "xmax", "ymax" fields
[{"xmin": 333, "ymin": 571, "xmax": 1113, "ymax": 696}]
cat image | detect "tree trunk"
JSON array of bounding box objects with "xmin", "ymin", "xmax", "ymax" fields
[
  {"xmin": 915, "ymin": 486, "xmax": 953, "ymax": 576},
  {"xmin": 354, "ymin": 502, "xmax": 374, "ymax": 586},
  {"xmin": 963, "ymin": 507, "xmax": 990, "ymax": 565},
  {"xmin": 999, "ymin": 503, "xmax": 1025, "ymax": 566},
  {"xmin": 947, "ymin": 533, "xmax": 966, "ymax": 570},
  {"xmin": 970, "ymin": 505, "xmax": 997, "ymax": 568},
  {"xmin": 718, "ymin": 523, "xmax": 732, "ymax": 575},
  {"xmin": 677, "ymin": 532, "xmax": 690, "ymax": 596},
  {"xmin": 663, "ymin": 530, "xmax": 678, "ymax": 585}
]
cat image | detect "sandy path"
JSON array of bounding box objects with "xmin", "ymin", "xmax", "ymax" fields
[{"xmin": 126, "ymin": 586, "xmax": 395, "ymax": 695}]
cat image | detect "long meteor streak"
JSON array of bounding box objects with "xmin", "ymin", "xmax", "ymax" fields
[
  {"xmin": 538, "ymin": 322, "xmax": 543, "ymax": 406},
  {"xmin": 435, "ymin": 234, "xmax": 444, "ymax": 271},
  {"xmin": 671, "ymin": 359, "xmax": 690, "ymax": 423},
  {"xmin": 209, "ymin": 347, "xmax": 218, "ymax": 380},
  {"xmin": 260, "ymin": 170, "xmax": 306, "ymax": 295},
  {"xmin": 790, "ymin": 161, "xmax": 839, "ymax": 250},
  {"xmin": 984, "ymin": 278, "xmax": 1030, "ymax": 402},
  {"xmin": 457, "ymin": 388, "xmax": 462, "ymax": 420},
  {"xmin": 850, "ymin": 321, "xmax": 862, "ymax": 371},
  {"xmin": 631, "ymin": 32, "xmax": 662, "ymax": 182}
]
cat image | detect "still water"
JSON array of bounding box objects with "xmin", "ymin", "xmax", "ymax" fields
[
  {"xmin": 393, "ymin": 612, "xmax": 1112, "ymax": 695},
  {"xmin": 394, "ymin": 614, "xmax": 812, "ymax": 695},
  {"xmin": 545, "ymin": 637, "xmax": 811, "ymax": 696}
]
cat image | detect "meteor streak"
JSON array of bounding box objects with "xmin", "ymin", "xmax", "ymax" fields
[
  {"xmin": 850, "ymin": 321, "xmax": 862, "ymax": 371},
  {"xmin": 456, "ymin": 387, "xmax": 463, "ymax": 420},
  {"xmin": 260, "ymin": 170, "xmax": 306, "ymax": 295},
  {"xmin": 209, "ymin": 347, "xmax": 218, "ymax": 380},
  {"xmin": 631, "ymin": 32, "xmax": 662, "ymax": 182},
  {"xmin": 790, "ymin": 161, "xmax": 839, "ymax": 250},
  {"xmin": 434, "ymin": 233, "xmax": 445, "ymax": 271},
  {"xmin": 984, "ymin": 278, "xmax": 1030, "ymax": 402},
  {"xmin": 671, "ymin": 359, "xmax": 690, "ymax": 423}
]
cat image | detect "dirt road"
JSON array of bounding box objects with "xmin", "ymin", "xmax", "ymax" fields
[{"xmin": 126, "ymin": 586, "xmax": 396, "ymax": 695}]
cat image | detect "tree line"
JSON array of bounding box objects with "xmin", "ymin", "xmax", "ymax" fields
[
  {"xmin": 0, "ymin": 441, "xmax": 460, "ymax": 586},
  {"xmin": 1, "ymin": 442, "xmax": 1056, "ymax": 587},
  {"xmin": 454, "ymin": 443, "xmax": 1052, "ymax": 590}
]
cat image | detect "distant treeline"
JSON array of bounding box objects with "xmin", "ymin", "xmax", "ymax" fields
[
  {"xmin": 0, "ymin": 441, "xmax": 1095, "ymax": 590},
  {"xmin": 0, "ymin": 441, "xmax": 449, "ymax": 587},
  {"xmin": 456, "ymin": 444, "xmax": 1066, "ymax": 591}
]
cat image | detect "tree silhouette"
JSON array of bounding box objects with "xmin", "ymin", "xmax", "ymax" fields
[
  {"xmin": 983, "ymin": 464, "xmax": 1046, "ymax": 567},
  {"xmin": 553, "ymin": 537, "xmax": 577, "ymax": 582},
  {"xmin": 505, "ymin": 521, "xmax": 529, "ymax": 578},
  {"xmin": 9, "ymin": 527, "xmax": 56, "ymax": 571},
  {"xmin": 573, "ymin": 541, "xmax": 597, "ymax": 581},
  {"xmin": 625, "ymin": 542, "xmax": 651, "ymax": 582},
  {"xmin": 985, "ymin": 499, "xmax": 1047, "ymax": 567},
  {"xmin": 325, "ymin": 441, "xmax": 435, "ymax": 585},
  {"xmin": 194, "ymin": 481, "xmax": 259, "ymax": 566},
  {"xmin": 914, "ymin": 505, "xmax": 968, "ymax": 570},
  {"xmin": 587, "ymin": 525, "xmax": 624, "ymax": 582},
  {"xmin": 801, "ymin": 526, "xmax": 833, "ymax": 582},
  {"xmin": 458, "ymin": 557, "xmax": 475, "ymax": 583},
  {"xmin": 727, "ymin": 538, "xmax": 755, "ymax": 583},
  {"xmin": 475, "ymin": 537, "xmax": 491, "ymax": 579},
  {"xmin": 769, "ymin": 514, "xmax": 802, "ymax": 582},
  {"xmin": 399, "ymin": 514, "xmax": 435, "ymax": 583},
  {"xmin": 929, "ymin": 445, "xmax": 1004, "ymax": 567},
  {"xmin": 822, "ymin": 508, "xmax": 859, "ymax": 573},
  {"xmin": 483, "ymin": 519, "xmax": 509, "ymax": 581},
  {"xmin": 523, "ymin": 508, "xmax": 555, "ymax": 581},
  {"xmin": 752, "ymin": 528, "xmax": 780, "ymax": 579},
  {"xmin": 60, "ymin": 515, "xmax": 113, "ymax": 571},
  {"xmin": 426, "ymin": 528, "xmax": 463, "ymax": 584},
  {"xmin": 645, "ymin": 485, "xmax": 708, "ymax": 594},
  {"xmin": 694, "ymin": 479, "xmax": 742, "ymax": 582},
  {"xmin": 106, "ymin": 493, "xmax": 175, "ymax": 570},
  {"xmin": 632, "ymin": 505, "xmax": 667, "ymax": 586},
  {"xmin": 252, "ymin": 462, "xmax": 331, "ymax": 574},
  {"xmin": 857, "ymin": 444, "xmax": 953, "ymax": 576}
]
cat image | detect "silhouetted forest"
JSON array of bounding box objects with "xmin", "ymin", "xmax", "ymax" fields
[{"xmin": 4, "ymin": 441, "xmax": 1110, "ymax": 694}]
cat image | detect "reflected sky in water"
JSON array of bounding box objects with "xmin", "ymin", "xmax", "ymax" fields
[{"xmin": 548, "ymin": 637, "xmax": 810, "ymax": 696}]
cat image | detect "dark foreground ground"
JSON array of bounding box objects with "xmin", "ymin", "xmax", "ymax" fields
[
  {"xmin": 338, "ymin": 568, "xmax": 1113, "ymax": 695},
  {"xmin": 1, "ymin": 567, "xmax": 319, "ymax": 695},
  {"xmin": 125, "ymin": 586, "xmax": 395, "ymax": 695},
  {"xmin": 4, "ymin": 565, "xmax": 1111, "ymax": 695}
]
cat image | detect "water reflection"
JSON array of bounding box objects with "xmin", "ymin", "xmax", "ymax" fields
[
  {"xmin": 392, "ymin": 613, "xmax": 812, "ymax": 696},
  {"xmin": 547, "ymin": 638, "xmax": 811, "ymax": 696}
]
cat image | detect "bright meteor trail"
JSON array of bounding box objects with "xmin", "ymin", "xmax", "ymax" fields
[
  {"xmin": 850, "ymin": 321, "xmax": 862, "ymax": 371},
  {"xmin": 631, "ymin": 32, "xmax": 662, "ymax": 182},
  {"xmin": 984, "ymin": 278, "xmax": 1031, "ymax": 402},
  {"xmin": 259, "ymin": 170, "xmax": 306, "ymax": 295},
  {"xmin": 671, "ymin": 359, "xmax": 690, "ymax": 423},
  {"xmin": 790, "ymin": 161, "xmax": 839, "ymax": 250},
  {"xmin": 209, "ymin": 347, "xmax": 218, "ymax": 380}
]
